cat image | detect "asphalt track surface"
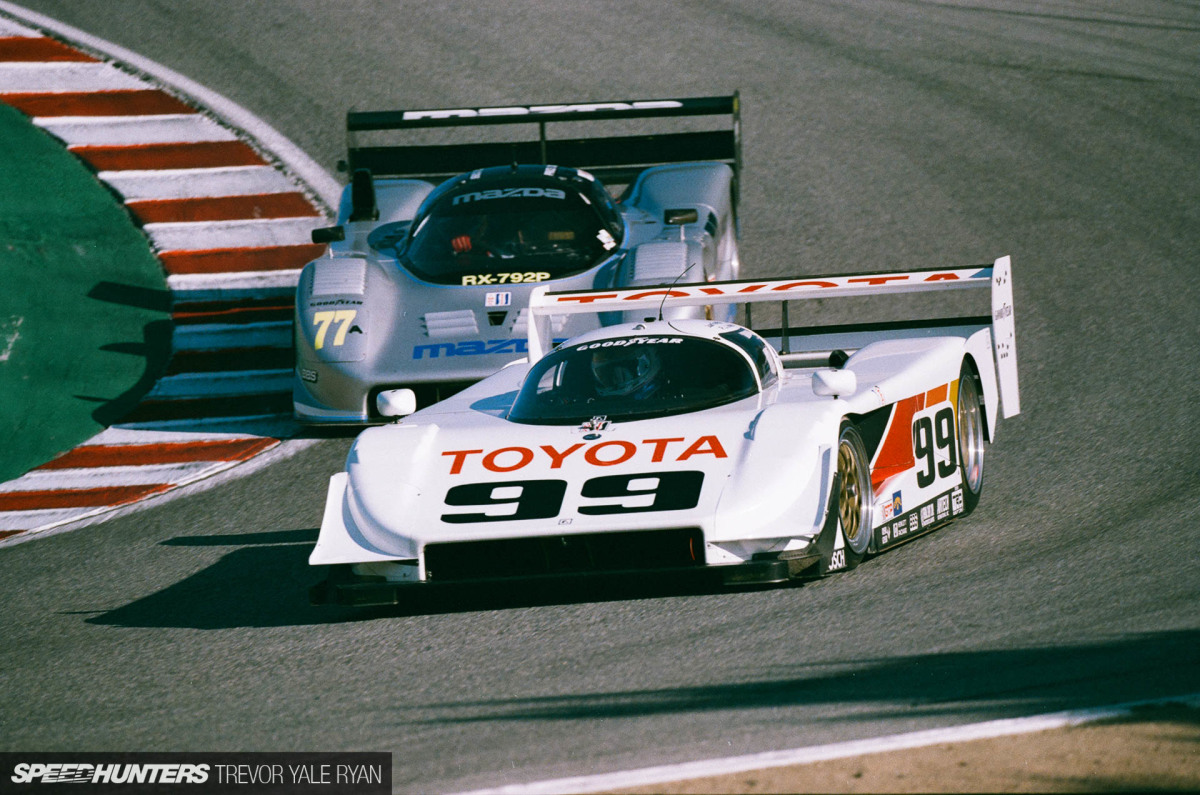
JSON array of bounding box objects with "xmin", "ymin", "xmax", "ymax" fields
[{"xmin": 2, "ymin": 2, "xmax": 1198, "ymax": 792}]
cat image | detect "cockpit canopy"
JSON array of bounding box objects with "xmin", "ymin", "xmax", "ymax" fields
[
  {"xmin": 396, "ymin": 165, "xmax": 623, "ymax": 286},
  {"xmin": 508, "ymin": 333, "xmax": 765, "ymax": 425}
]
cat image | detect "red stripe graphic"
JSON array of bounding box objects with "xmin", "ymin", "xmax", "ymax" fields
[
  {"xmin": 127, "ymin": 193, "xmax": 320, "ymax": 224},
  {"xmin": 160, "ymin": 245, "xmax": 324, "ymax": 276},
  {"xmin": 0, "ymin": 484, "xmax": 171, "ymax": 511},
  {"xmin": 0, "ymin": 36, "xmax": 98, "ymax": 62},
  {"xmin": 0, "ymin": 89, "xmax": 196, "ymax": 117},
  {"xmin": 38, "ymin": 438, "xmax": 278, "ymax": 470},
  {"xmin": 71, "ymin": 141, "xmax": 267, "ymax": 171},
  {"xmin": 871, "ymin": 395, "xmax": 919, "ymax": 492}
]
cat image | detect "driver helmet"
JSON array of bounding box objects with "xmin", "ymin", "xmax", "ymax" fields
[{"xmin": 591, "ymin": 345, "xmax": 662, "ymax": 397}]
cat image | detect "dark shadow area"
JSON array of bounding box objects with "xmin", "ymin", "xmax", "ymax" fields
[
  {"xmin": 78, "ymin": 319, "xmax": 174, "ymax": 426},
  {"xmin": 77, "ymin": 280, "xmax": 174, "ymax": 426},
  {"xmin": 290, "ymin": 425, "xmax": 364, "ymax": 440},
  {"xmin": 161, "ymin": 529, "xmax": 320, "ymax": 546},
  {"xmin": 88, "ymin": 280, "xmax": 173, "ymax": 313},
  {"xmin": 402, "ymin": 629, "xmax": 1200, "ymax": 730},
  {"xmin": 85, "ymin": 526, "xmax": 763, "ymax": 629},
  {"xmin": 902, "ymin": 1, "xmax": 1200, "ymax": 34},
  {"xmin": 87, "ymin": 530, "xmax": 342, "ymax": 629}
]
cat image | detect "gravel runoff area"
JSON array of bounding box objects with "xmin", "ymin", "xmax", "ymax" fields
[{"xmin": 604, "ymin": 701, "xmax": 1200, "ymax": 794}]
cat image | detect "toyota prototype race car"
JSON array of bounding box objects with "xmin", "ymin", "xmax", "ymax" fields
[
  {"xmin": 308, "ymin": 256, "xmax": 1021, "ymax": 606},
  {"xmin": 294, "ymin": 96, "xmax": 743, "ymax": 424}
]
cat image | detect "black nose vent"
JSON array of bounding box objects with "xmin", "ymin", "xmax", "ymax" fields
[{"xmin": 487, "ymin": 311, "xmax": 507, "ymax": 326}]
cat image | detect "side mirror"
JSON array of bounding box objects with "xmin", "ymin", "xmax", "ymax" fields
[
  {"xmin": 312, "ymin": 225, "xmax": 346, "ymax": 244},
  {"xmin": 812, "ymin": 368, "xmax": 857, "ymax": 398},
  {"xmin": 376, "ymin": 388, "xmax": 417, "ymax": 419}
]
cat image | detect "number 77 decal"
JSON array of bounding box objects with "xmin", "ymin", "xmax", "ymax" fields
[{"xmin": 312, "ymin": 310, "xmax": 358, "ymax": 349}]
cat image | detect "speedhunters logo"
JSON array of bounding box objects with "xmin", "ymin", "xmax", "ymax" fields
[
  {"xmin": 1, "ymin": 753, "xmax": 389, "ymax": 793},
  {"xmin": 10, "ymin": 763, "xmax": 208, "ymax": 785}
]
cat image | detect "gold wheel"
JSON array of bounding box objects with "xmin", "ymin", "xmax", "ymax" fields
[{"xmin": 837, "ymin": 423, "xmax": 873, "ymax": 557}]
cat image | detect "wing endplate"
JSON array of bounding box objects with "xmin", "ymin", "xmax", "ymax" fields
[{"xmin": 990, "ymin": 255, "xmax": 1020, "ymax": 417}]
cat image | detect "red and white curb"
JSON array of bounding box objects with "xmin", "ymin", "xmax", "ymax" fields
[
  {"xmin": 454, "ymin": 693, "xmax": 1200, "ymax": 795},
  {"xmin": 0, "ymin": 6, "xmax": 342, "ymax": 544}
]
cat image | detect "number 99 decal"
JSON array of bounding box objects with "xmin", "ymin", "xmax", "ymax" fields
[
  {"xmin": 442, "ymin": 480, "xmax": 566, "ymax": 523},
  {"xmin": 441, "ymin": 471, "xmax": 704, "ymax": 523},
  {"xmin": 913, "ymin": 406, "xmax": 957, "ymax": 488}
]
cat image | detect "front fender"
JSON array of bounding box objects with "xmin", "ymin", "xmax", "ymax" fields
[{"xmin": 711, "ymin": 405, "xmax": 842, "ymax": 543}]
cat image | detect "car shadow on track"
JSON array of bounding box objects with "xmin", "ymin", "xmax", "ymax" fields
[
  {"xmin": 404, "ymin": 630, "xmax": 1200, "ymax": 730},
  {"xmin": 84, "ymin": 528, "xmax": 765, "ymax": 629}
]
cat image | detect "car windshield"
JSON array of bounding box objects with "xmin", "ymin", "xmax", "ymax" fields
[
  {"xmin": 402, "ymin": 183, "xmax": 617, "ymax": 286},
  {"xmin": 508, "ymin": 336, "xmax": 760, "ymax": 425}
]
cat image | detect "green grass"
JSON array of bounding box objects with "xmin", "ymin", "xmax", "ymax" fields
[{"xmin": 0, "ymin": 103, "xmax": 170, "ymax": 483}]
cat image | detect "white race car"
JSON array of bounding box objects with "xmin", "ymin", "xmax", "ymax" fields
[{"xmin": 309, "ymin": 257, "xmax": 1020, "ymax": 605}]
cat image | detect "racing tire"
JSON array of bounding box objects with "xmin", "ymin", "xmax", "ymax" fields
[
  {"xmin": 834, "ymin": 421, "xmax": 874, "ymax": 570},
  {"xmin": 956, "ymin": 360, "xmax": 987, "ymax": 515}
]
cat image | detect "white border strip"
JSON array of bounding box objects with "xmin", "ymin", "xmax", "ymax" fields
[
  {"xmin": 455, "ymin": 693, "xmax": 1200, "ymax": 795},
  {"xmin": 0, "ymin": 0, "xmax": 341, "ymax": 210}
]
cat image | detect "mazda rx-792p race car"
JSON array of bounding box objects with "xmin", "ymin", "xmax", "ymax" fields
[
  {"xmin": 294, "ymin": 96, "xmax": 742, "ymax": 424},
  {"xmin": 308, "ymin": 256, "xmax": 1021, "ymax": 606}
]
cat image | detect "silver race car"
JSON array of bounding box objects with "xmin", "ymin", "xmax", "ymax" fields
[
  {"xmin": 309, "ymin": 257, "xmax": 1020, "ymax": 606},
  {"xmin": 294, "ymin": 96, "xmax": 742, "ymax": 423}
]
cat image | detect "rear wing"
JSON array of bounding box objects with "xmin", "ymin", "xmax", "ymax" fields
[
  {"xmin": 342, "ymin": 94, "xmax": 741, "ymax": 185},
  {"xmin": 528, "ymin": 255, "xmax": 1020, "ymax": 418}
]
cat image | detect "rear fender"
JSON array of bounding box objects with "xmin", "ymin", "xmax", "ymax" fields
[
  {"xmin": 963, "ymin": 328, "xmax": 1000, "ymax": 441},
  {"xmin": 626, "ymin": 162, "xmax": 734, "ymax": 222}
]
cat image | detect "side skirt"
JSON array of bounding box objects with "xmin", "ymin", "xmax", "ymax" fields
[{"xmin": 874, "ymin": 485, "xmax": 967, "ymax": 552}]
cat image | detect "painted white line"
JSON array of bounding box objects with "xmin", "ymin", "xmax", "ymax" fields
[
  {"xmin": 0, "ymin": 463, "xmax": 214, "ymax": 491},
  {"xmin": 145, "ymin": 369, "xmax": 293, "ymax": 399},
  {"xmin": 0, "ymin": 507, "xmax": 99, "ymax": 532},
  {"xmin": 171, "ymin": 320, "xmax": 292, "ymax": 352},
  {"xmin": 0, "ymin": 61, "xmax": 147, "ymax": 93},
  {"xmin": 33, "ymin": 113, "xmax": 241, "ymax": 147},
  {"xmin": 454, "ymin": 693, "xmax": 1200, "ymax": 795},
  {"xmin": 145, "ymin": 217, "xmax": 321, "ymax": 251},
  {"xmin": 99, "ymin": 166, "xmax": 298, "ymax": 200},
  {"xmin": 0, "ymin": 1, "xmax": 341, "ymax": 211},
  {"xmin": 166, "ymin": 269, "xmax": 302, "ymax": 295},
  {"xmin": 85, "ymin": 425, "xmax": 288, "ymax": 446}
]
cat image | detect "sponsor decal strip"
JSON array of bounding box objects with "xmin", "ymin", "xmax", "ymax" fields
[
  {"xmin": 538, "ymin": 268, "xmax": 991, "ymax": 311},
  {"xmin": 876, "ymin": 486, "xmax": 966, "ymax": 551},
  {"xmin": 0, "ymin": 18, "xmax": 328, "ymax": 543}
]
